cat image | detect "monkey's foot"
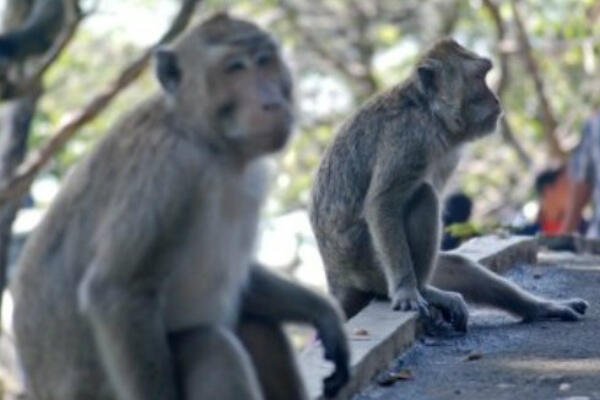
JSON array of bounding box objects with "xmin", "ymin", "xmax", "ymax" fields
[
  {"xmin": 421, "ymin": 287, "xmax": 469, "ymax": 333},
  {"xmin": 525, "ymin": 298, "xmax": 589, "ymax": 322},
  {"xmin": 390, "ymin": 287, "xmax": 429, "ymax": 317},
  {"xmin": 561, "ymin": 298, "xmax": 589, "ymax": 315}
]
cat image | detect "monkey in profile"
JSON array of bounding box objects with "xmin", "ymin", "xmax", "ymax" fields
[
  {"xmin": 310, "ymin": 39, "xmax": 588, "ymax": 330},
  {"xmin": 12, "ymin": 14, "xmax": 349, "ymax": 400}
]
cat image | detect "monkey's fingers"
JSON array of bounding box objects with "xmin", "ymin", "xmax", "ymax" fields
[
  {"xmin": 391, "ymin": 290, "xmax": 430, "ymax": 317},
  {"xmin": 554, "ymin": 306, "xmax": 581, "ymax": 322},
  {"xmin": 323, "ymin": 362, "xmax": 350, "ymax": 398},
  {"xmin": 392, "ymin": 299, "xmax": 426, "ymax": 314},
  {"xmin": 451, "ymin": 308, "xmax": 468, "ymax": 333},
  {"xmin": 320, "ymin": 331, "xmax": 350, "ymax": 398},
  {"xmin": 443, "ymin": 295, "xmax": 469, "ymax": 333},
  {"xmin": 417, "ymin": 300, "xmax": 431, "ymax": 319},
  {"xmin": 525, "ymin": 302, "xmax": 583, "ymax": 322}
]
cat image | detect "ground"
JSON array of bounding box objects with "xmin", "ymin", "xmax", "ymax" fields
[{"xmin": 354, "ymin": 251, "xmax": 600, "ymax": 400}]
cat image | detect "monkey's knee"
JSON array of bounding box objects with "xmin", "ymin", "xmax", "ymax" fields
[{"xmin": 171, "ymin": 326, "xmax": 263, "ymax": 400}]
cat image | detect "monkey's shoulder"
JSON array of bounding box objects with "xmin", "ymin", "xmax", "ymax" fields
[{"xmin": 342, "ymin": 87, "xmax": 433, "ymax": 143}]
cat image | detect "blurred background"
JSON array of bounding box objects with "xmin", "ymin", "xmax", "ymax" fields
[{"xmin": 0, "ymin": 0, "xmax": 599, "ymax": 300}]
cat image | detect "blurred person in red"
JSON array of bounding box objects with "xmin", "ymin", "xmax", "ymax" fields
[{"xmin": 537, "ymin": 167, "xmax": 571, "ymax": 234}]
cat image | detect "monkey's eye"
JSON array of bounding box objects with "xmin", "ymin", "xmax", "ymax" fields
[
  {"xmin": 255, "ymin": 52, "xmax": 273, "ymax": 67},
  {"xmin": 225, "ymin": 59, "xmax": 247, "ymax": 74}
]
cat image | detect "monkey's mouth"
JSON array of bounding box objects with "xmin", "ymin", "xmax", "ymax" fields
[
  {"xmin": 483, "ymin": 109, "xmax": 503, "ymax": 134},
  {"xmin": 266, "ymin": 112, "xmax": 294, "ymax": 149},
  {"xmin": 268, "ymin": 126, "xmax": 292, "ymax": 150}
]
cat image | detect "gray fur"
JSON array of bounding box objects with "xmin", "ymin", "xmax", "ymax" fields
[
  {"xmin": 310, "ymin": 38, "xmax": 588, "ymax": 330},
  {"xmin": 12, "ymin": 15, "xmax": 348, "ymax": 400}
]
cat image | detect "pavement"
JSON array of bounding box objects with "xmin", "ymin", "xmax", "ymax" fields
[{"xmin": 353, "ymin": 251, "xmax": 600, "ymax": 400}]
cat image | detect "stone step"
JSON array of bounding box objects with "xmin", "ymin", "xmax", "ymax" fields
[{"xmin": 298, "ymin": 235, "xmax": 537, "ymax": 400}]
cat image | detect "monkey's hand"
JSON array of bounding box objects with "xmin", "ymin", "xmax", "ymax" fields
[
  {"xmin": 421, "ymin": 286, "xmax": 469, "ymax": 333},
  {"xmin": 317, "ymin": 310, "xmax": 351, "ymax": 398},
  {"xmin": 391, "ymin": 286, "xmax": 429, "ymax": 317}
]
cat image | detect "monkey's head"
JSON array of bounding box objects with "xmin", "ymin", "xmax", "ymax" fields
[
  {"xmin": 415, "ymin": 38, "xmax": 502, "ymax": 141},
  {"xmin": 155, "ymin": 14, "xmax": 294, "ymax": 158}
]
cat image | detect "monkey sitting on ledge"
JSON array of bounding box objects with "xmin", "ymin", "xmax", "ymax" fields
[
  {"xmin": 310, "ymin": 38, "xmax": 588, "ymax": 331},
  {"xmin": 12, "ymin": 14, "xmax": 349, "ymax": 400}
]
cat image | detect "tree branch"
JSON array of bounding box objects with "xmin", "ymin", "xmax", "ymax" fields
[
  {"xmin": 278, "ymin": 0, "xmax": 357, "ymax": 80},
  {"xmin": 0, "ymin": 0, "xmax": 202, "ymax": 205},
  {"xmin": 0, "ymin": 1, "xmax": 82, "ymax": 100},
  {"xmin": 511, "ymin": 0, "xmax": 565, "ymax": 160},
  {"xmin": 482, "ymin": 0, "xmax": 532, "ymax": 166}
]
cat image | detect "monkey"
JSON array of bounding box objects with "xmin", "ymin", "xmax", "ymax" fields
[
  {"xmin": 11, "ymin": 14, "xmax": 349, "ymax": 400},
  {"xmin": 309, "ymin": 38, "xmax": 589, "ymax": 331}
]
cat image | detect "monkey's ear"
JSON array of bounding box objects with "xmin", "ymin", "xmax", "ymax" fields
[
  {"xmin": 155, "ymin": 49, "xmax": 182, "ymax": 94},
  {"xmin": 417, "ymin": 59, "xmax": 441, "ymax": 96}
]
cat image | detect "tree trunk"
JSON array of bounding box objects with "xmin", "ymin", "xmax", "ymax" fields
[
  {"xmin": 0, "ymin": 0, "xmax": 47, "ymax": 323},
  {"xmin": 0, "ymin": 87, "xmax": 40, "ymax": 295}
]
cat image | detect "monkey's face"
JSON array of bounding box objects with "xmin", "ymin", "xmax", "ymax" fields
[
  {"xmin": 459, "ymin": 56, "xmax": 502, "ymax": 139},
  {"xmin": 208, "ymin": 40, "xmax": 294, "ymax": 156},
  {"xmin": 417, "ymin": 39, "xmax": 502, "ymax": 141},
  {"xmin": 155, "ymin": 16, "xmax": 294, "ymax": 159}
]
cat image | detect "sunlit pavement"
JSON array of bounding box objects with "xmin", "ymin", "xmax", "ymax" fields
[{"xmin": 354, "ymin": 251, "xmax": 600, "ymax": 400}]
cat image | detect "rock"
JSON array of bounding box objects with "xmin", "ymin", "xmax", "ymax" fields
[{"xmin": 559, "ymin": 382, "xmax": 571, "ymax": 391}]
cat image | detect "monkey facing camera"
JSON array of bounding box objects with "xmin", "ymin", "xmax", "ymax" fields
[
  {"xmin": 12, "ymin": 14, "xmax": 349, "ymax": 400},
  {"xmin": 310, "ymin": 38, "xmax": 588, "ymax": 331}
]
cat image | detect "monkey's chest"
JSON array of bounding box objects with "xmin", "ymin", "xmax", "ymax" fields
[
  {"xmin": 425, "ymin": 147, "xmax": 462, "ymax": 191},
  {"xmin": 163, "ymin": 195, "xmax": 260, "ymax": 332}
]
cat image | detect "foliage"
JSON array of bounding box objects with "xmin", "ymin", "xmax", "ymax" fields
[{"xmin": 16, "ymin": 0, "xmax": 600, "ymax": 226}]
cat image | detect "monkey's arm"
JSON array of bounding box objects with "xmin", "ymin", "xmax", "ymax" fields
[
  {"xmin": 364, "ymin": 149, "xmax": 429, "ymax": 313},
  {"xmin": 78, "ymin": 164, "xmax": 194, "ymax": 400},
  {"xmin": 242, "ymin": 265, "xmax": 350, "ymax": 397}
]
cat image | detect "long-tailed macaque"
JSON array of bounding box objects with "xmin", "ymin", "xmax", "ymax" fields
[
  {"xmin": 12, "ymin": 14, "xmax": 349, "ymax": 400},
  {"xmin": 310, "ymin": 39, "xmax": 588, "ymax": 330}
]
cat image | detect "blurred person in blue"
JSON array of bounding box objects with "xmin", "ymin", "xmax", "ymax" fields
[{"xmin": 561, "ymin": 110, "xmax": 600, "ymax": 237}]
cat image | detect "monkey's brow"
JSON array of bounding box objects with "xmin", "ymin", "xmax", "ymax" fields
[{"xmin": 224, "ymin": 33, "xmax": 275, "ymax": 48}]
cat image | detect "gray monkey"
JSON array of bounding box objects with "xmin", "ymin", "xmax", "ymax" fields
[{"xmin": 310, "ymin": 38, "xmax": 588, "ymax": 330}]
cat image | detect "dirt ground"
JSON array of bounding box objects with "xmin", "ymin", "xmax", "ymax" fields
[{"xmin": 354, "ymin": 251, "xmax": 600, "ymax": 400}]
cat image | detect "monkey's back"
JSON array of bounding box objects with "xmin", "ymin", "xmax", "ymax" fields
[
  {"xmin": 310, "ymin": 83, "xmax": 437, "ymax": 293},
  {"xmin": 310, "ymin": 84, "xmax": 422, "ymax": 242},
  {"xmin": 11, "ymin": 96, "xmax": 180, "ymax": 400}
]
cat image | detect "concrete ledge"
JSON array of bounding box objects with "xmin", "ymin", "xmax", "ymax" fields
[
  {"xmin": 537, "ymin": 233, "xmax": 600, "ymax": 254},
  {"xmin": 448, "ymin": 235, "xmax": 537, "ymax": 274},
  {"xmin": 299, "ymin": 235, "xmax": 538, "ymax": 399},
  {"xmin": 299, "ymin": 303, "xmax": 418, "ymax": 400}
]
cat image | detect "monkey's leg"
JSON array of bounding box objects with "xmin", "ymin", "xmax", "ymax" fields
[
  {"xmin": 405, "ymin": 183, "xmax": 468, "ymax": 331},
  {"xmin": 329, "ymin": 283, "xmax": 374, "ymax": 319},
  {"xmin": 242, "ymin": 265, "xmax": 350, "ymax": 398},
  {"xmin": 171, "ymin": 326, "xmax": 264, "ymax": 400},
  {"xmin": 432, "ymin": 253, "xmax": 588, "ymax": 321},
  {"xmin": 238, "ymin": 319, "xmax": 306, "ymax": 400}
]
